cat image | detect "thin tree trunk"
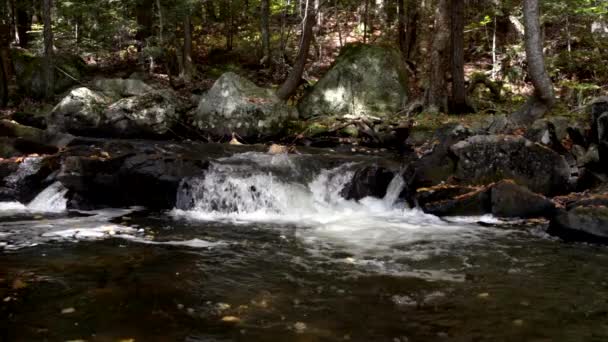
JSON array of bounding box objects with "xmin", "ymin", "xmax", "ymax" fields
[
  {"xmin": 16, "ymin": 3, "xmax": 30, "ymax": 48},
  {"xmin": 277, "ymin": 1, "xmax": 315, "ymax": 100},
  {"xmin": 510, "ymin": 0, "xmax": 556, "ymax": 125},
  {"xmin": 491, "ymin": 17, "xmax": 498, "ymax": 79},
  {"xmin": 0, "ymin": 24, "xmax": 9, "ymax": 107},
  {"xmin": 450, "ymin": 0, "xmax": 469, "ymax": 113},
  {"xmin": 404, "ymin": 0, "xmax": 418, "ymax": 60},
  {"xmin": 426, "ymin": 0, "xmax": 450, "ymax": 113},
  {"xmin": 260, "ymin": 0, "xmax": 271, "ymax": 66},
  {"xmin": 363, "ymin": 0, "xmax": 369, "ymax": 43},
  {"xmin": 156, "ymin": 0, "xmax": 163, "ymax": 43},
  {"xmin": 43, "ymin": 0, "xmax": 53, "ymax": 99},
  {"xmin": 181, "ymin": 12, "xmax": 194, "ymax": 83},
  {"xmin": 397, "ymin": 0, "xmax": 406, "ymax": 59}
]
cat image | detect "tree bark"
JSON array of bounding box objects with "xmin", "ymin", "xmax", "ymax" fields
[
  {"xmin": 0, "ymin": 24, "xmax": 10, "ymax": 107},
  {"xmin": 260, "ymin": 0, "xmax": 271, "ymax": 66},
  {"xmin": 404, "ymin": 0, "xmax": 418, "ymax": 60},
  {"xmin": 397, "ymin": 0, "xmax": 406, "ymax": 59},
  {"xmin": 510, "ymin": 0, "xmax": 556, "ymax": 125},
  {"xmin": 16, "ymin": 2, "xmax": 31, "ymax": 48},
  {"xmin": 135, "ymin": 0, "xmax": 154, "ymax": 50},
  {"xmin": 450, "ymin": 0, "xmax": 469, "ymax": 113},
  {"xmin": 181, "ymin": 12, "xmax": 194, "ymax": 83},
  {"xmin": 43, "ymin": 0, "xmax": 53, "ymax": 99},
  {"xmin": 426, "ymin": 0, "xmax": 450, "ymax": 113},
  {"xmin": 276, "ymin": 1, "xmax": 315, "ymax": 101}
]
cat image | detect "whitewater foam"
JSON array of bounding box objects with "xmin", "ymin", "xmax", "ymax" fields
[{"xmin": 172, "ymin": 154, "xmax": 503, "ymax": 278}]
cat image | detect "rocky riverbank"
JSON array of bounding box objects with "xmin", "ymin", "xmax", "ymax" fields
[{"xmin": 3, "ymin": 45, "xmax": 608, "ymax": 243}]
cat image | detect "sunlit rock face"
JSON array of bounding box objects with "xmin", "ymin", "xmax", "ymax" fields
[
  {"xmin": 298, "ymin": 44, "xmax": 408, "ymax": 119},
  {"xmin": 194, "ymin": 72, "xmax": 297, "ymax": 140},
  {"xmin": 48, "ymin": 87, "xmax": 178, "ymax": 138}
]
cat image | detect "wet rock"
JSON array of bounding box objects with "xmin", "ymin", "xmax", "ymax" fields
[
  {"xmin": 550, "ymin": 194, "xmax": 608, "ymax": 241},
  {"xmin": 341, "ymin": 166, "xmax": 396, "ymax": 201},
  {"xmin": 490, "ymin": 180, "xmax": 556, "ymax": 218},
  {"xmin": 590, "ymin": 96, "xmax": 608, "ymax": 142},
  {"xmin": 11, "ymin": 48, "xmax": 87, "ymax": 99},
  {"xmin": 404, "ymin": 124, "xmax": 471, "ymax": 190},
  {"xmin": 597, "ymin": 113, "xmax": 608, "ymax": 170},
  {"xmin": 194, "ymin": 72, "xmax": 297, "ymax": 140},
  {"xmin": 58, "ymin": 144, "xmax": 210, "ymax": 209},
  {"xmin": 450, "ymin": 135, "xmax": 573, "ymax": 196},
  {"xmin": 0, "ymin": 155, "xmax": 61, "ymax": 203},
  {"xmin": 299, "ymin": 44, "xmax": 408, "ymax": 119},
  {"xmin": 416, "ymin": 184, "xmax": 480, "ymax": 208},
  {"xmin": 422, "ymin": 187, "xmax": 491, "ymax": 217}
]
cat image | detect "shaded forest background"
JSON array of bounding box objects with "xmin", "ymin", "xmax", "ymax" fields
[{"xmin": 0, "ymin": 0, "xmax": 607, "ymax": 122}]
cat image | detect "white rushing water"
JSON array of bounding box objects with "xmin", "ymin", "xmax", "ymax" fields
[
  {"xmin": 173, "ymin": 153, "xmax": 507, "ymax": 279},
  {"xmin": 0, "ymin": 181, "xmax": 69, "ymax": 214}
]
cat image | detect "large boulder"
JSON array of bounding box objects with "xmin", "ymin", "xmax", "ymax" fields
[
  {"xmin": 550, "ymin": 195, "xmax": 608, "ymax": 242},
  {"xmin": 450, "ymin": 135, "xmax": 573, "ymax": 196},
  {"xmin": 490, "ymin": 180, "xmax": 555, "ymax": 218},
  {"xmin": 417, "ymin": 181, "xmax": 556, "ymax": 218},
  {"xmin": 48, "ymin": 87, "xmax": 110, "ymax": 135},
  {"xmin": 103, "ymin": 92, "xmax": 179, "ymax": 137},
  {"xmin": 93, "ymin": 78, "xmax": 154, "ymax": 99},
  {"xmin": 194, "ymin": 72, "xmax": 296, "ymax": 139},
  {"xmin": 49, "ymin": 87, "xmax": 179, "ymax": 138},
  {"xmin": 298, "ymin": 44, "xmax": 408, "ymax": 119},
  {"xmin": 57, "ymin": 144, "xmax": 210, "ymax": 209},
  {"xmin": 11, "ymin": 49, "xmax": 87, "ymax": 99}
]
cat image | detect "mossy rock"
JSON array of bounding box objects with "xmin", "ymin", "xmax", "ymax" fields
[
  {"xmin": 11, "ymin": 48, "xmax": 88, "ymax": 99},
  {"xmin": 194, "ymin": 72, "xmax": 297, "ymax": 140},
  {"xmin": 298, "ymin": 44, "xmax": 408, "ymax": 119}
]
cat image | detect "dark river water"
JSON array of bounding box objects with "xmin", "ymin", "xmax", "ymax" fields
[{"xmin": 1, "ymin": 152, "xmax": 608, "ymax": 342}]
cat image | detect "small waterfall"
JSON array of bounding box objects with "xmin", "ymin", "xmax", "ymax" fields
[
  {"xmin": 382, "ymin": 174, "xmax": 406, "ymax": 207},
  {"xmin": 27, "ymin": 181, "xmax": 68, "ymax": 213},
  {"xmin": 4, "ymin": 157, "xmax": 42, "ymax": 185},
  {"xmin": 176, "ymin": 161, "xmax": 354, "ymax": 216}
]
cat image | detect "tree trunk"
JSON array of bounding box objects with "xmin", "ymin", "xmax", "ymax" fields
[
  {"xmin": 426, "ymin": 0, "xmax": 450, "ymax": 113},
  {"xmin": 404, "ymin": 0, "xmax": 418, "ymax": 60},
  {"xmin": 43, "ymin": 0, "xmax": 53, "ymax": 99},
  {"xmin": 0, "ymin": 24, "xmax": 10, "ymax": 107},
  {"xmin": 276, "ymin": 1, "xmax": 315, "ymax": 101},
  {"xmin": 181, "ymin": 12, "xmax": 194, "ymax": 83},
  {"xmin": 260, "ymin": 0, "xmax": 271, "ymax": 66},
  {"xmin": 156, "ymin": 0, "xmax": 163, "ymax": 43},
  {"xmin": 135, "ymin": 0, "xmax": 154, "ymax": 50},
  {"xmin": 450, "ymin": 0, "xmax": 469, "ymax": 113},
  {"xmin": 363, "ymin": 0, "xmax": 369, "ymax": 43},
  {"xmin": 397, "ymin": 0, "xmax": 406, "ymax": 59},
  {"xmin": 16, "ymin": 2, "xmax": 30, "ymax": 48},
  {"xmin": 510, "ymin": 0, "xmax": 556, "ymax": 125}
]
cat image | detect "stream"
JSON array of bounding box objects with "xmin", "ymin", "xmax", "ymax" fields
[{"xmin": 1, "ymin": 151, "xmax": 608, "ymax": 341}]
